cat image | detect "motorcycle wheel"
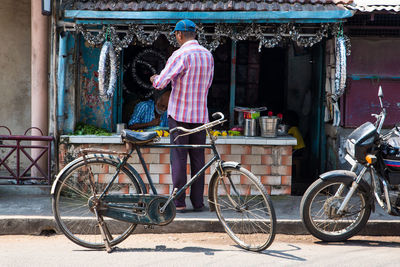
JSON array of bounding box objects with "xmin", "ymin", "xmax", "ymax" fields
[{"xmin": 300, "ymin": 177, "xmax": 371, "ymax": 242}]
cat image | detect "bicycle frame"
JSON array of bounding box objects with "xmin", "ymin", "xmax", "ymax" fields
[{"xmin": 90, "ymin": 129, "xmax": 223, "ymax": 208}]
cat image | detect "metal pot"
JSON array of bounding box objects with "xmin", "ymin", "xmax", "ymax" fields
[
  {"xmin": 259, "ymin": 116, "xmax": 278, "ymax": 137},
  {"xmin": 244, "ymin": 119, "xmax": 258, "ymax": 137},
  {"xmin": 116, "ymin": 123, "xmax": 126, "ymax": 133},
  {"xmin": 277, "ymin": 124, "xmax": 290, "ymax": 135}
]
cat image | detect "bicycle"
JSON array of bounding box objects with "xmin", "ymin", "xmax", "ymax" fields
[{"xmin": 51, "ymin": 112, "xmax": 276, "ymax": 252}]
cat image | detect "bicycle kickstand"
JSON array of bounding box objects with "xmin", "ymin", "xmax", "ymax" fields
[{"xmin": 94, "ymin": 208, "xmax": 114, "ymax": 253}]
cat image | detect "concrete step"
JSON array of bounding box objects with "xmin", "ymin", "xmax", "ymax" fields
[{"xmin": 0, "ymin": 185, "xmax": 51, "ymax": 196}]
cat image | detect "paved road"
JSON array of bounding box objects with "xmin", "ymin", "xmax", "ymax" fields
[{"xmin": 2, "ymin": 234, "xmax": 400, "ymax": 266}]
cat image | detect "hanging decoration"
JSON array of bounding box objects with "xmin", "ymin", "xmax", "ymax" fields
[
  {"xmin": 98, "ymin": 41, "xmax": 117, "ymax": 101},
  {"xmin": 76, "ymin": 24, "xmax": 105, "ymax": 46},
  {"xmin": 324, "ymin": 23, "xmax": 351, "ymax": 127},
  {"xmin": 131, "ymin": 49, "xmax": 167, "ymax": 95},
  {"xmin": 108, "ymin": 24, "xmax": 136, "ymax": 51},
  {"xmin": 76, "ymin": 23, "xmax": 344, "ymax": 53},
  {"xmin": 334, "ymin": 36, "xmax": 347, "ymax": 102},
  {"xmin": 287, "ymin": 23, "xmax": 330, "ymax": 48}
]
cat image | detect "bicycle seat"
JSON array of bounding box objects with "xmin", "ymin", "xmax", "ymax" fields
[{"xmin": 121, "ymin": 129, "xmax": 159, "ymax": 144}]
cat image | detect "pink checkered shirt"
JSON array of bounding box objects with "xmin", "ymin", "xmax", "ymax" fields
[{"xmin": 152, "ymin": 40, "xmax": 214, "ymax": 123}]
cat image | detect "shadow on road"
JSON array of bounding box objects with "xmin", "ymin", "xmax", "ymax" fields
[
  {"xmin": 315, "ymin": 239, "xmax": 400, "ymax": 248},
  {"xmin": 261, "ymin": 244, "xmax": 306, "ymax": 261},
  {"xmin": 101, "ymin": 245, "xmax": 224, "ymax": 255},
  {"xmin": 75, "ymin": 243, "xmax": 306, "ymax": 261}
]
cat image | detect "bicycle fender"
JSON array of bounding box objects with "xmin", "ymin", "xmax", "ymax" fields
[
  {"xmin": 51, "ymin": 154, "xmax": 147, "ymax": 195},
  {"xmin": 51, "ymin": 155, "xmax": 89, "ymax": 195},
  {"xmin": 319, "ymin": 170, "xmax": 374, "ymax": 210},
  {"xmin": 207, "ymin": 161, "xmax": 241, "ymax": 212}
]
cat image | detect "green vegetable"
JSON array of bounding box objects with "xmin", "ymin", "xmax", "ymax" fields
[
  {"xmin": 228, "ymin": 130, "xmax": 241, "ymax": 136},
  {"xmin": 73, "ymin": 122, "xmax": 112, "ymax": 136}
]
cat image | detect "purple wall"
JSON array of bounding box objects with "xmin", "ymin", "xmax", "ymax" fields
[{"xmin": 342, "ymin": 37, "xmax": 400, "ymax": 127}]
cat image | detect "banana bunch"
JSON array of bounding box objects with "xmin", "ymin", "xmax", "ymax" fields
[
  {"xmin": 209, "ymin": 130, "xmax": 228, "ymax": 137},
  {"xmin": 130, "ymin": 129, "xmax": 169, "ymax": 137},
  {"xmin": 228, "ymin": 130, "xmax": 241, "ymax": 136},
  {"xmin": 155, "ymin": 130, "xmax": 170, "ymax": 137}
]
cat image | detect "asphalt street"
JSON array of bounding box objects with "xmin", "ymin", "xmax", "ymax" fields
[{"xmin": 2, "ymin": 233, "xmax": 400, "ymax": 267}]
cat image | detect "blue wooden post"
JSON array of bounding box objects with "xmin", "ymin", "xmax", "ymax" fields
[
  {"xmin": 117, "ymin": 50, "xmax": 124, "ymax": 124},
  {"xmin": 229, "ymin": 40, "xmax": 237, "ymax": 129},
  {"xmin": 57, "ymin": 32, "xmax": 68, "ymax": 132}
]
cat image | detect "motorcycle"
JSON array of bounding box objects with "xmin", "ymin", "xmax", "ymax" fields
[{"xmin": 300, "ymin": 86, "xmax": 400, "ymax": 241}]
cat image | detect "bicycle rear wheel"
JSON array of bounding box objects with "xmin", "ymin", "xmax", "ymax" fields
[
  {"xmin": 52, "ymin": 156, "xmax": 142, "ymax": 249},
  {"xmin": 212, "ymin": 166, "xmax": 276, "ymax": 251}
]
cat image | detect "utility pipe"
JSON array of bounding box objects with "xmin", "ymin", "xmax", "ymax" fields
[
  {"xmin": 31, "ymin": 0, "xmax": 49, "ymax": 178},
  {"xmin": 57, "ymin": 32, "xmax": 68, "ymax": 131}
]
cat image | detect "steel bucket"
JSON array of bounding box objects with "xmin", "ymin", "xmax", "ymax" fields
[{"xmin": 259, "ymin": 116, "xmax": 278, "ymax": 137}]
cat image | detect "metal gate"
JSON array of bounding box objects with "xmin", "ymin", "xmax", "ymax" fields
[{"xmin": 0, "ymin": 126, "xmax": 53, "ymax": 185}]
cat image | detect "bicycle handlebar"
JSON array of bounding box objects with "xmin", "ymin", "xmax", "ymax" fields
[{"xmin": 170, "ymin": 112, "xmax": 226, "ymax": 136}]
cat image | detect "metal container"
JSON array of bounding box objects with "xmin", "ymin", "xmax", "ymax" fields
[
  {"xmin": 116, "ymin": 123, "xmax": 126, "ymax": 133},
  {"xmin": 244, "ymin": 119, "xmax": 257, "ymax": 137},
  {"xmin": 259, "ymin": 116, "xmax": 278, "ymax": 137},
  {"xmin": 277, "ymin": 124, "xmax": 290, "ymax": 135}
]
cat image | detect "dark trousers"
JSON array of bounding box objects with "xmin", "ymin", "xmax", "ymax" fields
[{"xmin": 168, "ymin": 117, "xmax": 205, "ymax": 209}]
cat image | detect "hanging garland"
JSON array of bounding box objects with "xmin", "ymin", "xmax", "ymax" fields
[
  {"xmin": 76, "ymin": 24, "xmax": 105, "ymax": 46},
  {"xmin": 107, "ymin": 24, "xmax": 136, "ymax": 51},
  {"xmin": 98, "ymin": 41, "xmax": 117, "ymax": 101},
  {"xmin": 255, "ymin": 24, "xmax": 284, "ymax": 52},
  {"xmin": 131, "ymin": 49, "xmax": 167, "ymax": 95},
  {"xmin": 334, "ymin": 36, "xmax": 347, "ymax": 102},
  {"xmin": 287, "ymin": 23, "xmax": 330, "ymax": 48},
  {"xmin": 77, "ymin": 23, "xmax": 342, "ymax": 53}
]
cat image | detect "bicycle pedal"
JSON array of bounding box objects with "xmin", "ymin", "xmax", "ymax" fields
[{"xmin": 144, "ymin": 225, "xmax": 154, "ymax": 230}]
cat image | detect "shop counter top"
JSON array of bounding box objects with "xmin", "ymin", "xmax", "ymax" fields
[{"xmin": 61, "ymin": 135, "xmax": 297, "ymax": 146}]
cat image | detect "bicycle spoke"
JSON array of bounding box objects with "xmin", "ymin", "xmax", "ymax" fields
[
  {"xmin": 213, "ymin": 166, "xmax": 275, "ymax": 251},
  {"xmin": 53, "ymin": 157, "xmax": 141, "ymax": 249}
]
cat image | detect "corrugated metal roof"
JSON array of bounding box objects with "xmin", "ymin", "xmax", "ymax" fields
[
  {"xmin": 64, "ymin": 0, "xmax": 353, "ymax": 12},
  {"xmin": 346, "ymin": 0, "xmax": 400, "ymax": 12}
]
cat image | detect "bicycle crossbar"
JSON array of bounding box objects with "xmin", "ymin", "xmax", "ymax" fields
[{"xmin": 145, "ymin": 144, "xmax": 213, "ymax": 149}]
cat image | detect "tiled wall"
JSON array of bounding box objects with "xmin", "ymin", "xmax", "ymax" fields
[{"xmin": 59, "ymin": 143, "xmax": 292, "ymax": 195}]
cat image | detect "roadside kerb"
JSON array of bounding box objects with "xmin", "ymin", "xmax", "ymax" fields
[{"xmin": 1, "ymin": 216, "xmax": 400, "ymax": 236}]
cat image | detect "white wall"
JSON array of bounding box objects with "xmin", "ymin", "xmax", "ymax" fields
[
  {"xmin": 0, "ymin": 1, "xmax": 31, "ymax": 178},
  {"xmin": 0, "ymin": 1, "xmax": 31, "ymax": 135}
]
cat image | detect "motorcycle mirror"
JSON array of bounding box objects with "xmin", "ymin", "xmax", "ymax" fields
[
  {"xmin": 378, "ymin": 86, "xmax": 384, "ymax": 109},
  {"xmin": 378, "ymin": 86, "xmax": 384, "ymax": 98}
]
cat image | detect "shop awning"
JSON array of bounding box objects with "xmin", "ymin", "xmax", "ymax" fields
[{"xmin": 63, "ymin": 0, "xmax": 355, "ymax": 23}]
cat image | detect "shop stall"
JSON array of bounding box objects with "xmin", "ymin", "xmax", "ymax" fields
[{"xmin": 56, "ymin": 0, "xmax": 354, "ymax": 195}]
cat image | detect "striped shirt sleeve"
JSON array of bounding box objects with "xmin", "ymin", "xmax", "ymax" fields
[{"xmin": 152, "ymin": 51, "xmax": 185, "ymax": 90}]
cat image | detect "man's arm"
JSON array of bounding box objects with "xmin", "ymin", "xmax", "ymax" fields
[
  {"xmin": 128, "ymin": 118, "xmax": 161, "ymax": 130},
  {"xmin": 152, "ymin": 52, "xmax": 185, "ymax": 90}
]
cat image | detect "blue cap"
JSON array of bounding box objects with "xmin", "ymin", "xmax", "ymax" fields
[{"xmin": 173, "ymin": 19, "xmax": 196, "ymax": 33}]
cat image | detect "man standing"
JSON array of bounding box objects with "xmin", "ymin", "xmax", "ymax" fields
[{"xmin": 150, "ymin": 19, "xmax": 214, "ymax": 212}]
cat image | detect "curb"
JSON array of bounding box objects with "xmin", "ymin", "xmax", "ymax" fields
[{"xmin": 1, "ymin": 216, "xmax": 400, "ymax": 236}]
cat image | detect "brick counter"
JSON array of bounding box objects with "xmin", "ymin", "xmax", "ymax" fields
[{"xmin": 59, "ymin": 135, "xmax": 296, "ymax": 195}]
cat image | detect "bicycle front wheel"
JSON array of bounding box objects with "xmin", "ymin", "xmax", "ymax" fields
[
  {"xmin": 212, "ymin": 166, "xmax": 276, "ymax": 251},
  {"xmin": 52, "ymin": 156, "xmax": 142, "ymax": 249}
]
